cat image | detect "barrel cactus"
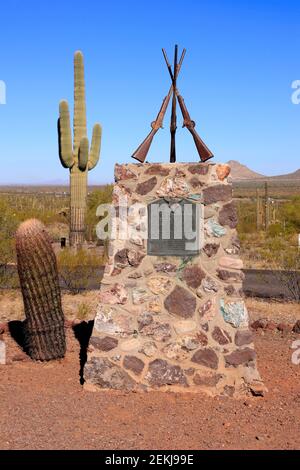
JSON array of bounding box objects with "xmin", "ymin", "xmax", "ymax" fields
[
  {"xmin": 16, "ymin": 219, "xmax": 66, "ymax": 360},
  {"xmin": 58, "ymin": 51, "xmax": 102, "ymax": 246}
]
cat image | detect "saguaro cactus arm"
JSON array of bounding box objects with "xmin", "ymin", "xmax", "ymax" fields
[
  {"xmin": 78, "ymin": 137, "xmax": 89, "ymax": 171},
  {"xmin": 88, "ymin": 123, "xmax": 102, "ymax": 170},
  {"xmin": 58, "ymin": 100, "xmax": 73, "ymax": 168},
  {"xmin": 73, "ymin": 50, "xmax": 87, "ymax": 150}
]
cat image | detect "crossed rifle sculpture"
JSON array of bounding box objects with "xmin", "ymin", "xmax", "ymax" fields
[{"xmin": 132, "ymin": 45, "xmax": 214, "ymax": 164}]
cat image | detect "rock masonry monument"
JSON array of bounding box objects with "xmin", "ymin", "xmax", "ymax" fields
[{"xmin": 84, "ymin": 162, "xmax": 265, "ymax": 396}]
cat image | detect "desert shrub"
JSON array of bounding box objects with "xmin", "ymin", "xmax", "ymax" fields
[
  {"xmin": 47, "ymin": 222, "xmax": 69, "ymax": 242},
  {"xmin": 77, "ymin": 302, "xmax": 92, "ymax": 321},
  {"xmin": 237, "ymin": 196, "xmax": 300, "ymax": 268},
  {"xmin": 281, "ymin": 196, "xmax": 300, "ymax": 232},
  {"xmin": 237, "ymin": 201, "xmax": 257, "ymax": 234},
  {"xmin": 0, "ymin": 194, "xmax": 68, "ymax": 263},
  {"xmin": 1, "ymin": 194, "xmax": 68, "ymax": 226},
  {"xmin": 267, "ymin": 223, "xmax": 283, "ymax": 238},
  {"xmin": 86, "ymin": 185, "xmax": 113, "ymax": 241},
  {"xmin": 57, "ymin": 248, "xmax": 105, "ymax": 294},
  {"xmin": 0, "ymin": 199, "xmax": 18, "ymax": 260},
  {"xmin": 0, "ymin": 199, "xmax": 19, "ymax": 287},
  {"xmin": 0, "ymin": 186, "xmax": 112, "ymax": 271}
]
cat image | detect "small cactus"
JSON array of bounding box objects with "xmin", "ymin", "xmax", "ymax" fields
[
  {"xmin": 58, "ymin": 51, "xmax": 102, "ymax": 246},
  {"xmin": 16, "ymin": 219, "xmax": 66, "ymax": 361}
]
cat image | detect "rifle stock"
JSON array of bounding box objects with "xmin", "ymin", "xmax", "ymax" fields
[
  {"xmin": 131, "ymin": 128, "xmax": 158, "ymax": 163},
  {"xmin": 189, "ymin": 127, "xmax": 214, "ymax": 162},
  {"xmin": 131, "ymin": 89, "xmax": 172, "ymax": 162},
  {"xmin": 177, "ymin": 94, "xmax": 214, "ymax": 162}
]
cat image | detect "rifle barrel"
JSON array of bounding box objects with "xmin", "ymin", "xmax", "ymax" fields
[
  {"xmin": 162, "ymin": 48, "xmax": 174, "ymax": 82},
  {"xmin": 170, "ymin": 45, "xmax": 178, "ymax": 163}
]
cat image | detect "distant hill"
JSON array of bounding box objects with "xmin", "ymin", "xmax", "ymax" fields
[
  {"xmin": 227, "ymin": 160, "xmax": 300, "ymax": 181},
  {"xmin": 226, "ymin": 160, "xmax": 265, "ymax": 180},
  {"xmin": 268, "ymin": 169, "xmax": 300, "ymax": 180},
  {"xmin": 1, "ymin": 161, "xmax": 299, "ymax": 185}
]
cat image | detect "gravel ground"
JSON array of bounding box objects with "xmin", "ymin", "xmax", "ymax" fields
[{"xmin": 0, "ymin": 326, "xmax": 300, "ymax": 450}]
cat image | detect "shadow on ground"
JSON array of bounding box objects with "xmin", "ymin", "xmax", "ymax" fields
[
  {"xmin": 8, "ymin": 320, "xmax": 27, "ymax": 352},
  {"xmin": 8, "ymin": 319, "xmax": 94, "ymax": 385},
  {"xmin": 73, "ymin": 321, "xmax": 94, "ymax": 385}
]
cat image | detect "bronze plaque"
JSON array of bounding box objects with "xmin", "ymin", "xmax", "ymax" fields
[{"xmin": 147, "ymin": 198, "xmax": 201, "ymax": 256}]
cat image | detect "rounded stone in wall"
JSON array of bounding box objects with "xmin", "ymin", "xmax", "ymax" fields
[
  {"xmin": 191, "ymin": 348, "xmax": 219, "ymax": 370},
  {"xmin": 164, "ymin": 286, "xmax": 197, "ymax": 318},
  {"xmin": 123, "ymin": 355, "xmax": 145, "ymax": 376}
]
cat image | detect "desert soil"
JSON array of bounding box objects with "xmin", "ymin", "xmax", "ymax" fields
[{"xmin": 1, "ymin": 321, "xmax": 300, "ymax": 450}]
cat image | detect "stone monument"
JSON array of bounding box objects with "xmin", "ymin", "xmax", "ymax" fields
[{"xmin": 84, "ymin": 162, "xmax": 265, "ymax": 397}]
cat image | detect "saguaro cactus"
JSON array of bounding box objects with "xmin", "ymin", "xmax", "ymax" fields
[
  {"xmin": 16, "ymin": 219, "xmax": 66, "ymax": 361},
  {"xmin": 58, "ymin": 51, "xmax": 102, "ymax": 246}
]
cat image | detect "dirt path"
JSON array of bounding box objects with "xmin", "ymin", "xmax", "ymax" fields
[{"xmin": 1, "ymin": 327, "xmax": 300, "ymax": 450}]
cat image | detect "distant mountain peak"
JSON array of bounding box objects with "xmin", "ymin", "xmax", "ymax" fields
[
  {"xmin": 268, "ymin": 168, "xmax": 300, "ymax": 180},
  {"xmin": 226, "ymin": 160, "xmax": 265, "ymax": 180},
  {"xmin": 226, "ymin": 160, "xmax": 300, "ymax": 181}
]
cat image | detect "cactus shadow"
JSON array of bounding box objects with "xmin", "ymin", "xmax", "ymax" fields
[
  {"xmin": 8, "ymin": 320, "xmax": 27, "ymax": 353},
  {"xmin": 73, "ymin": 321, "xmax": 94, "ymax": 385}
]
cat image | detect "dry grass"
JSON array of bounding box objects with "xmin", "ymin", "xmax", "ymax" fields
[
  {"xmin": 0, "ymin": 290, "xmax": 23, "ymax": 322},
  {"xmin": 245, "ymin": 297, "xmax": 300, "ymax": 324},
  {"xmin": 62, "ymin": 291, "xmax": 99, "ymax": 321},
  {"xmin": 0, "ymin": 290, "xmax": 99, "ymax": 323}
]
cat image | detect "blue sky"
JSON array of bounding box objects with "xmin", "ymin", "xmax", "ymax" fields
[{"xmin": 0, "ymin": 0, "xmax": 299, "ymax": 184}]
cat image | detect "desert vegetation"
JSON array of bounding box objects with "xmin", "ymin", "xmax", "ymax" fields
[
  {"xmin": 237, "ymin": 195, "xmax": 300, "ymax": 267},
  {"xmin": 0, "ymin": 185, "xmax": 112, "ymax": 289},
  {"xmin": 0, "ymin": 181, "xmax": 299, "ymax": 295}
]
